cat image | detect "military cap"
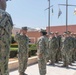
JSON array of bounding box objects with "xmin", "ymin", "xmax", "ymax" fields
[
  {"xmin": 40, "ymin": 29, "xmax": 46, "ymax": 32},
  {"xmin": 22, "ymin": 27, "xmax": 27, "ymax": 30},
  {"xmin": 64, "ymin": 31, "xmax": 67, "ymax": 33},
  {"xmin": 63, "ymin": 32, "xmax": 67, "ymax": 35},
  {"xmin": 64, "ymin": 31, "xmax": 71, "ymax": 34},
  {"xmin": 66, "ymin": 31, "xmax": 71, "ymax": 34},
  {"xmin": 39, "ymin": 29, "xmax": 47, "ymax": 34}
]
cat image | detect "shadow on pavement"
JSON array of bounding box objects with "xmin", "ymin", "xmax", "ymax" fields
[
  {"xmin": 46, "ymin": 62, "xmax": 76, "ymax": 71},
  {"xmin": 9, "ymin": 62, "xmax": 38, "ymax": 72}
]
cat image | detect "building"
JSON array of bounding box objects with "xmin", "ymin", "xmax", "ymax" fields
[
  {"xmin": 27, "ymin": 31, "xmax": 40, "ymax": 43},
  {"xmin": 46, "ymin": 24, "xmax": 76, "ymax": 34},
  {"xmin": 12, "ymin": 25, "xmax": 76, "ymax": 43}
]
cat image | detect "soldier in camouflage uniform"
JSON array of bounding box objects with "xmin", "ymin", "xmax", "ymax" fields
[
  {"xmin": 48, "ymin": 32, "xmax": 59, "ymax": 65},
  {"xmin": 61, "ymin": 31, "xmax": 74, "ymax": 67},
  {"xmin": 71, "ymin": 33, "xmax": 76, "ymax": 62},
  {"xmin": 55, "ymin": 31, "xmax": 62, "ymax": 63},
  {"xmin": 0, "ymin": 0, "xmax": 13, "ymax": 75},
  {"xmin": 61, "ymin": 32, "xmax": 67, "ymax": 67},
  {"xmin": 15, "ymin": 27, "xmax": 29, "ymax": 75},
  {"xmin": 37, "ymin": 29, "xmax": 49, "ymax": 75},
  {"xmin": 73, "ymin": 33, "xmax": 76, "ymax": 61}
]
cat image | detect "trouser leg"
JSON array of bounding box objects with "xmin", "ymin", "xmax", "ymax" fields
[
  {"xmin": 0, "ymin": 57, "xmax": 9, "ymax": 75},
  {"xmin": 18, "ymin": 54, "xmax": 28, "ymax": 74},
  {"xmin": 38, "ymin": 57, "xmax": 46, "ymax": 75}
]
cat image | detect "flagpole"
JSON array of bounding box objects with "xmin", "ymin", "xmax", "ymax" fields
[
  {"xmin": 45, "ymin": 1, "xmax": 53, "ymax": 35},
  {"xmin": 66, "ymin": 0, "xmax": 68, "ymax": 32},
  {"xmin": 58, "ymin": 0, "xmax": 76, "ymax": 32},
  {"xmin": 48, "ymin": 0, "xmax": 50, "ymax": 35}
]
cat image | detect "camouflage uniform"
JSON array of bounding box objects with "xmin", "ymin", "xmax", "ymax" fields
[
  {"xmin": 72, "ymin": 37, "xmax": 76, "ymax": 62},
  {"xmin": 55, "ymin": 35, "xmax": 62, "ymax": 62},
  {"xmin": 49, "ymin": 36, "xmax": 59, "ymax": 65},
  {"xmin": 0, "ymin": 9, "xmax": 13, "ymax": 75},
  {"xmin": 37, "ymin": 35, "xmax": 49, "ymax": 75},
  {"xmin": 74, "ymin": 38, "xmax": 76, "ymax": 61},
  {"xmin": 73, "ymin": 34, "xmax": 76, "ymax": 61},
  {"xmin": 61, "ymin": 36, "xmax": 74, "ymax": 67},
  {"xmin": 15, "ymin": 33, "xmax": 29, "ymax": 74}
]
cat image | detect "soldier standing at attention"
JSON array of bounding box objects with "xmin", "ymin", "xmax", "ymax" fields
[
  {"xmin": 61, "ymin": 31, "xmax": 74, "ymax": 67},
  {"xmin": 15, "ymin": 27, "xmax": 29, "ymax": 75},
  {"xmin": 70, "ymin": 33, "xmax": 76, "ymax": 62},
  {"xmin": 55, "ymin": 31, "xmax": 61, "ymax": 63},
  {"xmin": 73, "ymin": 33, "xmax": 76, "ymax": 61},
  {"xmin": 0, "ymin": 0, "xmax": 13, "ymax": 75},
  {"xmin": 48, "ymin": 32, "xmax": 59, "ymax": 65},
  {"xmin": 37, "ymin": 29, "xmax": 48, "ymax": 75}
]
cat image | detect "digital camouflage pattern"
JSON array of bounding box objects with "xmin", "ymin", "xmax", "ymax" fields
[
  {"xmin": 15, "ymin": 33, "xmax": 29, "ymax": 73},
  {"xmin": 74, "ymin": 38, "xmax": 76, "ymax": 61},
  {"xmin": 55, "ymin": 35, "xmax": 62, "ymax": 62},
  {"xmin": 72, "ymin": 37, "xmax": 76, "ymax": 62},
  {"xmin": 73, "ymin": 34, "xmax": 76, "ymax": 61},
  {"xmin": 37, "ymin": 36, "xmax": 49, "ymax": 75},
  {"xmin": 61, "ymin": 36, "xmax": 74, "ymax": 67},
  {"xmin": 49, "ymin": 36, "xmax": 59, "ymax": 64},
  {"xmin": 0, "ymin": 9, "xmax": 13, "ymax": 75}
]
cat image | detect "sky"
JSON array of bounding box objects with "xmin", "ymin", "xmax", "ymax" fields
[{"xmin": 6, "ymin": 0, "xmax": 76, "ymax": 29}]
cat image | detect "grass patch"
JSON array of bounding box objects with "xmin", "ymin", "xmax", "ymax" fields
[{"xmin": 10, "ymin": 48, "xmax": 18, "ymax": 51}]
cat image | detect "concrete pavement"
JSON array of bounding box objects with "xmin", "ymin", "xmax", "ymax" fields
[{"xmin": 10, "ymin": 62, "xmax": 76, "ymax": 75}]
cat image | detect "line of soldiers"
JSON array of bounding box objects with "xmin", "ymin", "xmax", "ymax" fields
[
  {"xmin": 0, "ymin": 1, "xmax": 76, "ymax": 75},
  {"xmin": 37, "ymin": 30, "xmax": 76, "ymax": 75}
]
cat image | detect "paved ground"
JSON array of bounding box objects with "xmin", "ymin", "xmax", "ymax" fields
[{"xmin": 10, "ymin": 62, "xmax": 76, "ymax": 75}]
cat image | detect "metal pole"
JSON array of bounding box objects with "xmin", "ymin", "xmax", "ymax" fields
[
  {"xmin": 48, "ymin": 0, "xmax": 50, "ymax": 34},
  {"xmin": 58, "ymin": 1, "xmax": 76, "ymax": 32},
  {"xmin": 66, "ymin": 0, "xmax": 68, "ymax": 32}
]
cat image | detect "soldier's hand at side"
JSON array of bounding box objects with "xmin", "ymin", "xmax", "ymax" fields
[{"xmin": 37, "ymin": 53, "xmax": 42, "ymax": 57}]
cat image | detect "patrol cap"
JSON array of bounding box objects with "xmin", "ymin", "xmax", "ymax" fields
[
  {"xmin": 39, "ymin": 29, "xmax": 46, "ymax": 32},
  {"xmin": 63, "ymin": 31, "xmax": 67, "ymax": 35},
  {"xmin": 64, "ymin": 31, "xmax": 67, "ymax": 34},
  {"xmin": 66, "ymin": 31, "xmax": 71, "ymax": 34},
  {"xmin": 22, "ymin": 27, "xmax": 28, "ymax": 30},
  {"xmin": 39, "ymin": 29, "xmax": 47, "ymax": 34},
  {"xmin": 63, "ymin": 31, "xmax": 70, "ymax": 34}
]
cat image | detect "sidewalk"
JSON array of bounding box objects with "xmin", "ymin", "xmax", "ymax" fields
[
  {"xmin": 10, "ymin": 63, "xmax": 76, "ymax": 75},
  {"xmin": 9, "ymin": 56, "xmax": 37, "ymax": 71},
  {"xmin": 9, "ymin": 58, "xmax": 18, "ymax": 62}
]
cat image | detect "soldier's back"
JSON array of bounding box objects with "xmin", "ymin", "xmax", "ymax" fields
[
  {"xmin": 49, "ymin": 37, "xmax": 58, "ymax": 49},
  {"xmin": 37, "ymin": 36, "xmax": 49, "ymax": 56},
  {"xmin": 0, "ymin": 9, "xmax": 13, "ymax": 45},
  {"xmin": 64, "ymin": 36, "xmax": 74, "ymax": 50}
]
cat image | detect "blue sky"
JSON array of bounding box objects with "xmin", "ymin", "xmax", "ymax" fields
[{"xmin": 6, "ymin": 0, "xmax": 76, "ymax": 29}]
